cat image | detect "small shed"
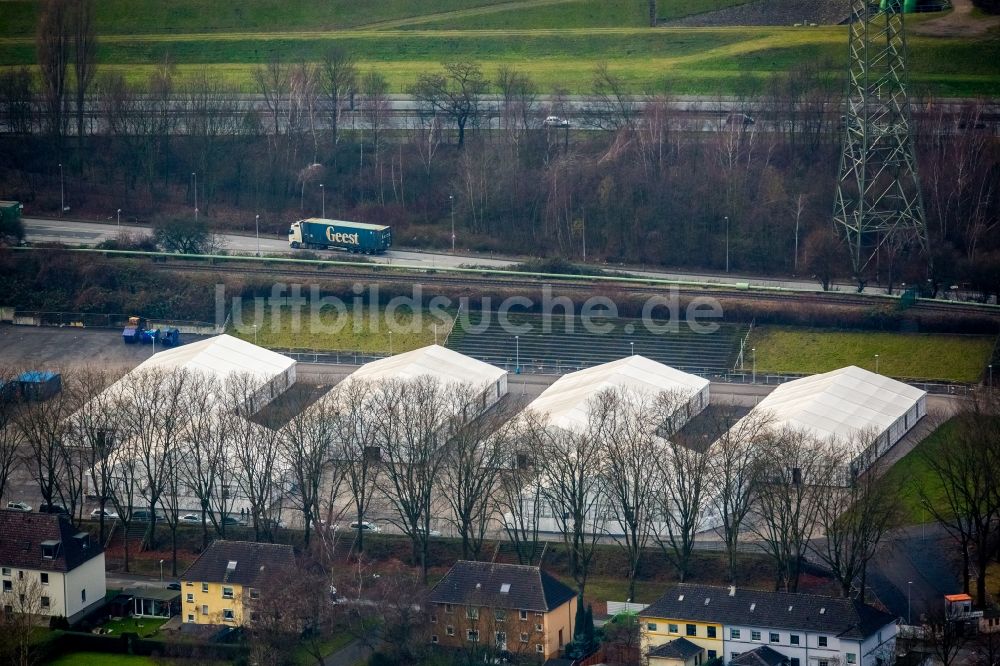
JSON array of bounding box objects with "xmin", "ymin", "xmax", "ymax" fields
[
  {"xmin": 107, "ymin": 592, "xmax": 134, "ymax": 618},
  {"xmin": 17, "ymin": 371, "xmax": 62, "ymax": 401}
]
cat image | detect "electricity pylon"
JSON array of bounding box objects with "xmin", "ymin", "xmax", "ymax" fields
[{"xmin": 832, "ymin": 0, "xmax": 927, "ymax": 290}]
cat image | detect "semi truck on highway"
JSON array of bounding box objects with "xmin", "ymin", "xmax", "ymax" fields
[{"xmin": 288, "ymin": 218, "xmax": 392, "ymax": 254}]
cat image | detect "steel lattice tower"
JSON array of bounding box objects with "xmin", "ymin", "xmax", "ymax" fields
[{"xmin": 832, "ymin": 0, "xmax": 927, "ymax": 285}]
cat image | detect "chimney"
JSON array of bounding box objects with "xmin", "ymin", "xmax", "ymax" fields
[{"xmin": 729, "ymin": 586, "xmax": 736, "ymax": 597}]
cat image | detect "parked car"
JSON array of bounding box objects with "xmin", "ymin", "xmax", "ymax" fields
[
  {"xmin": 90, "ymin": 508, "xmax": 118, "ymax": 520},
  {"xmin": 180, "ymin": 513, "xmax": 201, "ymax": 523},
  {"xmin": 724, "ymin": 112, "xmax": 755, "ymax": 127},
  {"xmin": 221, "ymin": 515, "xmax": 244, "ymax": 527},
  {"xmin": 38, "ymin": 503, "xmax": 69, "ymax": 515},
  {"xmin": 543, "ymin": 115, "xmax": 570, "ymax": 128},
  {"xmin": 349, "ymin": 521, "xmax": 381, "ymax": 533},
  {"xmin": 6, "ymin": 501, "xmax": 31, "ymax": 512},
  {"xmin": 132, "ymin": 509, "xmax": 157, "ymax": 522},
  {"xmin": 416, "ymin": 526, "xmax": 442, "ymax": 537}
]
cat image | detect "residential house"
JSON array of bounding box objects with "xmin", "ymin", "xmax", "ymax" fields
[
  {"xmin": 427, "ymin": 561, "xmax": 577, "ymax": 661},
  {"xmin": 179, "ymin": 540, "xmax": 295, "ymax": 626},
  {"xmin": 0, "ymin": 510, "xmax": 106, "ymax": 624},
  {"xmin": 641, "ymin": 584, "xmax": 898, "ymax": 666},
  {"xmin": 649, "ymin": 636, "xmax": 710, "ymax": 666}
]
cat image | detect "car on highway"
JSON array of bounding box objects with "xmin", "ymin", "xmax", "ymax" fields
[
  {"xmin": 180, "ymin": 513, "xmax": 201, "ymax": 523},
  {"xmin": 543, "ymin": 115, "xmax": 570, "ymax": 128},
  {"xmin": 6, "ymin": 501, "xmax": 31, "ymax": 512},
  {"xmin": 38, "ymin": 503, "xmax": 69, "ymax": 515},
  {"xmin": 724, "ymin": 112, "xmax": 755, "ymax": 127},
  {"xmin": 91, "ymin": 508, "xmax": 118, "ymax": 520}
]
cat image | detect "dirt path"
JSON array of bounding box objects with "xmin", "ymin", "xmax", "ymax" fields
[{"xmin": 910, "ymin": 0, "xmax": 1000, "ymax": 37}]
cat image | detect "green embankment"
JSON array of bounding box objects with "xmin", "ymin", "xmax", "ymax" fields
[{"xmin": 749, "ymin": 326, "xmax": 995, "ymax": 383}]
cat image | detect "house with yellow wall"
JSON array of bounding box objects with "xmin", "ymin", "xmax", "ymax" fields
[{"xmin": 180, "ymin": 540, "xmax": 294, "ymax": 626}]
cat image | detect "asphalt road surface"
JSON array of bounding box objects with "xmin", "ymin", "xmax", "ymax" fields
[{"xmin": 23, "ymin": 216, "xmax": 864, "ymax": 292}]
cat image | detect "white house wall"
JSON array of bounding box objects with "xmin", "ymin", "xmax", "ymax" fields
[
  {"xmin": 63, "ymin": 553, "xmax": 106, "ymax": 622},
  {"xmin": 722, "ymin": 620, "xmax": 895, "ymax": 666}
]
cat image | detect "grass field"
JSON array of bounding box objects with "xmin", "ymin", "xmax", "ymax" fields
[
  {"xmin": 748, "ymin": 326, "xmax": 995, "ymax": 383},
  {"xmin": 45, "ymin": 654, "xmax": 157, "ymax": 666},
  {"xmin": 0, "ymin": 0, "xmax": 997, "ymax": 96},
  {"xmin": 880, "ymin": 418, "xmax": 953, "ymax": 524},
  {"xmin": 227, "ymin": 303, "xmax": 453, "ymax": 353}
]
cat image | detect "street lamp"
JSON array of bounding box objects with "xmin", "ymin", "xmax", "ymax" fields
[
  {"xmin": 255, "ymin": 214, "xmax": 260, "ymax": 257},
  {"xmin": 389, "ymin": 330, "xmax": 393, "ymax": 355},
  {"xmin": 253, "ymin": 324, "xmax": 258, "ymax": 346},
  {"xmin": 449, "ymin": 194, "xmax": 456, "ymax": 253},
  {"xmin": 117, "ymin": 208, "xmax": 121, "ymax": 230},
  {"xmin": 192, "ymin": 172, "xmax": 198, "ymax": 221},
  {"xmin": 630, "ymin": 341, "xmax": 635, "ymax": 356},
  {"xmin": 875, "ymin": 354, "xmax": 880, "ymax": 374},
  {"xmin": 752, "ymin": 347, "xmax": 756, "ymax": 383},
  {"xmin": 159, "ymin": 559, "xmax": 165, "ymax": 582},
  {"xmin": 724, "ymin": 215, "xmax": 730, "ymax": 273},
  {"xmin": 320, "ymin": 183, "xmax": 325, "ymax": 218},
  {"xmin": 59, "ymin": 163, "xmax": 65, "ymax": 214},
  {"xmin": 990, "ymin": 364, "xmax": 993, "ymax": 387},
  {"xmin": 907, "ymin": 581, "xmax": 912, "ymax": 624},
  {"xmin": 515, "ymin": 335, "xmax": 520, "ymax": 372}
]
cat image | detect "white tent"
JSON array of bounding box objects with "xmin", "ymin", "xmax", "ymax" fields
[
  {"xmin": 525, "ymin": 354, "xmax": 710, "ymax": 434},
  {"xmin": 346, "ymin": 344, "xmax": 508, "ymax": 415},
  {"xmin": 135, "ymin": 334, "xmax": 296, "ymax": 412},
  {"xmin": 742, "ymin": 365, "xmax": 926, "ymax": 468}
]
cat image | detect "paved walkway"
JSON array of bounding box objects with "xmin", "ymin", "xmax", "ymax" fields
[{"xmin": 322, "ymin": 638, "xmax": 374, "ymax": 666}]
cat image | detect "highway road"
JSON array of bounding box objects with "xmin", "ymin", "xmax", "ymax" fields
[{"xmin": 23, "ymin": 216, "xmax": 872, "ymax": 293}]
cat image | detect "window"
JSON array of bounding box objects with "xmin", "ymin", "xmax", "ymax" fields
[
  {"xmin": 467, "ymin": 630, "xmax": 479, "ymax": 643},
  {"xmin": 819, "ymin": 661, "xmax": 829, "ymax": 666},
  {"xmin": 41, "ymin": 543, "xmax": 58, "ymax": 559},
  {"xmin": 709, "ymin": 651, "xmax": 717, "ymax": 660},
  {"xmin": 202, "ymin": 582, "xmax": 208, "ymax": 593},
  {"xmin": 535, "ymin": 623, "xmax": 543, "ymax": 632},
  {"xmin": 431, "ymin": 635, "xmax": 438, "ymax": 644},
  {"xmin": 648, "ymin": 623, "xmax": 658, "ymax": 631},
  {"xmin": 770, "ymin": 633, "xmax": 780, "ymax": 643},
  {"xmin": 669, "ymin": 623, "xmax": 679, "ymax": 633},
  {"xmin": 81, "ymin": 589, "xmax": 86, "ymax": 603},
  {"xmin": 446, "ymin": 626, "xmax": 455, "ymax": 636},
  {"xmin": 847, "ymin": 655, "xmax": 857, "ymax": 664},
  {"xmin": 3, "ymin": 580, "xmax": 12, "ymax": 593},
  {"xmin": 187, "ymin": 614, "xmax": 194, "ymax": 622},
  {"xmin": 790, "ymin": 635, "xmax": 800, "ymax": 645},
  {"xmin": 818, "ymin": 636, "xmax": 828, "ymax": 648},
  {"xmin": 536, "ymin": 645, "xmax": 544, "ymax": 654},
  {"xmin": 494, "ymin": 609, "xmax": 506, "ymax": 621},
  {"xmin": 687, "ymin": 624, "xmax": 697, "ymax": 637},
  {"xmin": 520, "ymin": 610, "xmax": 528, "ymax": 621},
  {"xmin": 731, "ymin": 629, "xmax": 741, "ymax": 640},
  {"xmin": 520, "ymin": 633, "xmax": 529, "ymax": 643},
  {"xmin": 41, "ymin": 596, "xmax": 50, "ymax": 608},
  {"xmin": 1, "ymin": 568, "xmax": 9, "ymax": 576},
  {"xmin": 249, "ymin": 588, "xmax": 260, "ymax": 600},
  {"xmin": 708, "ymin": 626, "xmax": 717, "ymax": 638},
  {"xmin": 466, "ymin": 607, "xmax": 479, "ymax": 620},
  {"xmin": 40, "ymin": 573, "xmax": 48, "ymax": 585},
  {"xmin": 445, "ymin": 603, "xmax": 454, "ymax": 614},
  {"xmin": 752, "ymin": 631, "xmax": 762, "ymax": 641},
  {"xmin": 222, "ymin": 586, "xmax": 234, "ymax": 599},
  {"xmin": 185, "ymin": 581, "xmax": 193, "ymax": 587},
  {"xmin": 223, "ymin": 609, "xmax": 234, "ymax": 621},
  {"xmin": 201, "ymin": 605, "xmax": 208, "ymax": 615},
  {"xmin": 186, "ymin": 593, "xmax": 193, "ymax": 603},
  {"xmin": 430, "ymin": 615, "xmax": 437, "ymax": 624}
]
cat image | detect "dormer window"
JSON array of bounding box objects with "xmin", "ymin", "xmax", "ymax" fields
[
  {"xmin": 40, "ymin": 540, "xmax": 60, "ymax": 559},
  {"xmin": 74, "ymin": 532, "xmax": 90, "ymax": 550}
]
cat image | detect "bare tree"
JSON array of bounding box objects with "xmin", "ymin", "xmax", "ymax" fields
[
  {"xmin": 0, "ymin": 575, "xmax": 43, "ymax": 666},
  {"xmin": 811, "ymin": 429, "xmax": 901, "ymax": 598},
  {"xmin": 0, "ymin": 367, "xmax": 22, "ymax": 504},
  {"xmin": 281, "ymin": 391, "xmax": 337, "ymax": 548},
  {"xmin": 592, "ymin": 387, "xmax": 659, "ymax": 599},
  {"xmin": 707, "ymin": 408, "xmax": 771, "ymax": 582},
  {"xmin": 496, "ymin": 426, "xmax": 543, "ymax": 565},
  {"xmin": 583, "ymin": 62, "xmax": 641, "ymax": 132},
  {"xmin": 920, "ymin": 393, "xmax": 1000, "ymax": 607},
  {"xmin": 107, "ymin": 437, "xmax": 141, "ymax": 572},
  {"xmin": 441, "ymin": 384, "xmax": 518, "ymax": 560},
  {"xmin": 530, "ymin": 409, "xmax": 606, "ymax": 596},
  {"xmin": 0, "ymin": 68, "xmax": 37, "ymax": 134},
  {"xmin": 653, "ymin": 433, "xmax": 709, "ymax": 583},
  {"xmin": 319, "ymin": 46, "xmax": 357, "ymax": 147},
  {"xmin": 360, "ymin": 70, "xmax": 391, "ymax": 202},
  {"xmin": 36, "ymin": 0, "xmax": 71, "ymax": 142},
  {"xmin": 373, "ymin": 376, "xmax": 451, "ymax": 583},
  {"xmin": 70, "ymin": 0, "xmax": 97, "ymax": 159},
  {"xmin": 181, "ymin": 373, "xmax": 225, "ymax": 549},
  {"xmin": 751, "ymin": 428, "xmax": 835, "ymax": 592},
  {"xmin": 16, "ymin": 380, "xmax": 77, "ymax": 518},
  {"xmin": 411, "ymin": 61, "xmax": 489, "ymax": 147}
]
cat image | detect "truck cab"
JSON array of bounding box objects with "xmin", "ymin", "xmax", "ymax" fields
[{"xmin": 288, "ymin": 221, "xmax": 304, "ymax": 248}]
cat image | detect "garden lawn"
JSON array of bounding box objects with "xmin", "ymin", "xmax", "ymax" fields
[
  {"xmin": 101, "ymin": 616, "xmax": 169, "ymax": 638},
  {"xmin": 227, "ymin": 303, "xmax": 453, "ymax": 353},
  {"xmin": 749, "ymin": 326, "xmax": 995, "ymax": 383},
  {"xmin": 45, "ymin": 653, "xmax": 157, "ymax": 666}
]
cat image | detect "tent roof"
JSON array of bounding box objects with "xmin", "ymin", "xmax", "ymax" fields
[
  {"xmin": 136, "ymin": 334, "xmax": 295, "ymax": 382},
  {"xmin": 750, "ymin": 365, "xmax": 925, "ymax": 442},
  {"xmin": 347, "ymin": 344, "xmax": 506, "ymax": 387},
  {"xmin": 526, "ymin": 355, "xmax": 709, "ymax": 433}
]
